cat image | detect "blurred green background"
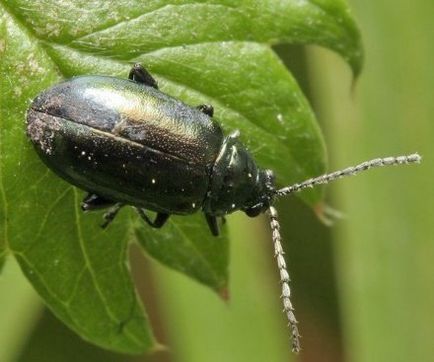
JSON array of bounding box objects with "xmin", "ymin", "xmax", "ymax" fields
[{"xmin": 1, "ymin": 0, "xmax": 432, "ymax": 361}]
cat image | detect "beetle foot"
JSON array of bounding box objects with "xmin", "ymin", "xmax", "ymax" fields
[
  {"xmin": 81, "ymin": 193, "xmax": 115, "ymax": 212},
  {"xmin": 129, "ymin": 63, "xmax": 158, "ymax": 89},
  {"xmin": 196, "ymin": 104, "xmax": 214, "ymax": 117},
  {"xmin": 101, "ymin": 203, "xmax": 124, "ymax": 228},
  {"xmin": 135, "ymin": 208, "xmax": 170, "ymax": 228}
]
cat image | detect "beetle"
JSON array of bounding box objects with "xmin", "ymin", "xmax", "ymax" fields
[{"xmin": 26, "ymin": 63, "xmax": 421, "ymax": 352}]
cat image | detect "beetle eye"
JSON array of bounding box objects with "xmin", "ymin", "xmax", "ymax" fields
[{"xmin": 245, "ymin": 205, "xmax": 262, "ymax": 217}]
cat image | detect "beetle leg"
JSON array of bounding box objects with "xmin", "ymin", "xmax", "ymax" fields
[
  {"xmin": 101, "ymin": 203, "xmax": 124, "ymax": 228},
  {"xmin": 135, "ymin": 208, "xmax": 170, "ymax": 228},
  {"xmin": 196, "ymin": 104, "xmax": 214, "ymax": 117},
  {"xmin": 129, "ymin": 63, "xmax": 158, "ymax": 89},
  {"xmin": 81, "ymin": 193, "xmax": 115, "ymax": 211},
  {"xmin": 205, "ymin": 214, "xmax": 220, "ymax": 236}
]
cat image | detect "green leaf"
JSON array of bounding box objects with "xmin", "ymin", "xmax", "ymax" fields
[{"xmin": 0, "ymin": 0, "xmax": 362, "ymax": 354}]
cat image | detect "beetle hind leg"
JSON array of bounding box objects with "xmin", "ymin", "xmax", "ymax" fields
[
  {"xmin": 129, "ymin": 63, "xmax": 158, "ymax": 89},
  {"xmin": 101, "ymin": 203, "xmax": 124, "ymax": 229},
  {"xmin": 135, "ymin": 208, "xmax": 170, "ymax": 228}
]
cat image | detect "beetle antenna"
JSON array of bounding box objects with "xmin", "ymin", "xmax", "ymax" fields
[
  {"xmin": 276, "ymin": 153, "xmax": 421, "ymax": 197},
  {"xmin": 267, "ymin": 206, "xmax": 301, "ymax": 353}
]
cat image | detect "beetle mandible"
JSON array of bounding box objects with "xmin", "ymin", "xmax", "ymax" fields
[{"xmin": 26, "ymin": 63, "xmax": 421, "ymax": 352}]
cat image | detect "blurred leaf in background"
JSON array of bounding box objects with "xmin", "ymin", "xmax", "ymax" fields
[{"xmin": 307, "ymin": 0, "xmax": 434, "ymax": 361}]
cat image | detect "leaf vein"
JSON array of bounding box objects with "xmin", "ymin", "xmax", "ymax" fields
[
  {"xmin": 64, "ymin": 265, "xmax": 88, "ymax": 305},
  {"xmin": 14, "ymin": 253, "xmax": 92, "ymax": 332},
  {"xmin": 15, "ymin": 187, "xmax": 72, "ymax": 256},
  {"xmin": 15, "ymin": 252, "xmax": 77, "ymax": 306},
  {"xmin": 70, "ymin": 2, "xmax": 238, "ymax": 44},
  {"xmin": 73, "ymin": 188, "xmax": 143, "ymax": 347},
  {"xmin": 36, "ymin": 187, "xmax": 72, "ymax": 238}
]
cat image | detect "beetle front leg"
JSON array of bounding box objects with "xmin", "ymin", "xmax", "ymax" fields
[
  {"xmin": 129, "ymin": 63, "xmax": 158, "ymax": 89},
  {"xmin": 101, "ymin": 203, "xmax": 124, "ymax": 228},
  {"xmin": 135, "ymin": 208, "xmax": 170, "ymax": 228},
  {"xmin": 205, "ymin": 214, "xmax": 219, "ymax": 236}
]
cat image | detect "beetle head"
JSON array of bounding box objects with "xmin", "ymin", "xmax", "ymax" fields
[{"xmin": 203, "ymin": 131, "xmax": 276, "ymax": 216}]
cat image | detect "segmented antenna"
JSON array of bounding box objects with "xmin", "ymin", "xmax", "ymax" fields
[
  {"xmin": 276, "ymin": 153, "xmax": 421, "ymax": 197},
  {"xmin": 267, "ymin": 206, "xmax": 301, "ymax": 353},
  {"xmin": 269, "ymin": 153, "xmax": 421, "ymax": 352}
]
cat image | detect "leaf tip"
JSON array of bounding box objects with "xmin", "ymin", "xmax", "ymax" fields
[
  {"xmin": 350, "ymin": 50, "xmax": 364, "ymax": 89},
  {"xmin": 148, "ymin": 341, "xmax": 168, "ymax": 354},
  {"xmin": 314, "ymin": 202, "xmax": 345, "ymax": 227},
  {"xmin": 217, "ymin": 285, "xmax": 230, "ymax": 301}
]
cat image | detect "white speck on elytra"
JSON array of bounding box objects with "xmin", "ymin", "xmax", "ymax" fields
[{"xmin": 151, "ymin": 178, "xmax": 156, "ymax": 184}]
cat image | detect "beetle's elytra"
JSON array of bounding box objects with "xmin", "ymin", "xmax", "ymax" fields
[{"xmin": 26, "ymin": 64, "xmax": 421, "ymax": 353}]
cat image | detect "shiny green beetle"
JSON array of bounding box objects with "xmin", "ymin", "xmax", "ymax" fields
[
  {"xmin": 26, "ymin": 63, "xmax": 421, "ymax": 353},
  {"xmin": 26, "ymin": 64, "xmax": 274, "ymax": 235}
]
